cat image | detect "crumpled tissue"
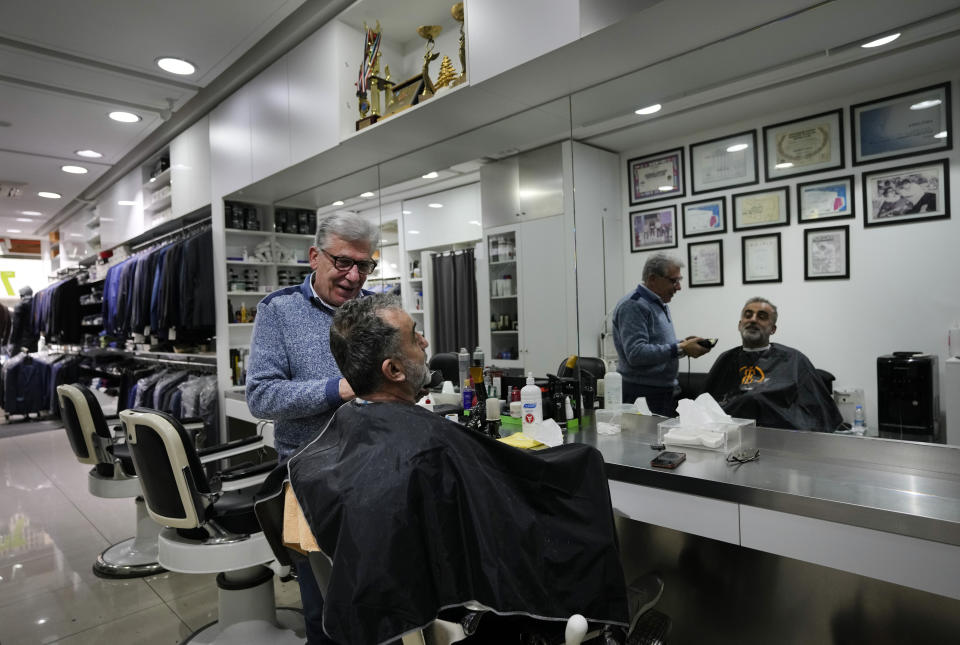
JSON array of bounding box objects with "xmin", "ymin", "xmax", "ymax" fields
[
  {"xmin": 524, "ymin": 418, "xmax": 564, "ymax": 447},
  {"xmin": 662, "ymin": 393, "xmax": 733, "ymax": 448}
]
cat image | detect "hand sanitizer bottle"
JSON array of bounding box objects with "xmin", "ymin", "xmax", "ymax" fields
[{"xmin": 521, "ymin": 372, "xmax": 543, "ymax": 432}]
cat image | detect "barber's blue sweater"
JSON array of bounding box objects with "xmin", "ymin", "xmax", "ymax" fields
[
  {"xmin": 246, "ymin": 274, "xmax": 368, "ymax": 458},
  {"xmin": 612, "ymin": 284, "xmax": 680, "ymax": 388}
]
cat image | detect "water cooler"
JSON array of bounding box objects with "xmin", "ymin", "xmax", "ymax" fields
[{"xmin": 876, "ymin": 353, "xmax": 941, "ymax": 443}]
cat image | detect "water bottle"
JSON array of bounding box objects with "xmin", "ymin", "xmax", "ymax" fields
[
  {"xmin": 853, "ymin": 405, "xmax": 866, "ymax": 433},
  {"xmin": 604, "ymin": 370, "xmax": 622, "ymax": 409},
  {"xmin": 457, "ymin": 347, "xmax": 470, "ymax": 394},
  {"xmin": 521, "ymin": 372, "xmax": 543, "ymax": 432}
]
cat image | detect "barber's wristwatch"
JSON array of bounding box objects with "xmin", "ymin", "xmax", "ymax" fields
[{"xmin": 676, "ymin": 343, "xmax": 687, "ymax": 358}]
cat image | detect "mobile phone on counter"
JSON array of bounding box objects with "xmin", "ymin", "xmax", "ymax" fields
[{"xmin": 651, "ymin": 451, "xmax": 686, "ymax": 469}]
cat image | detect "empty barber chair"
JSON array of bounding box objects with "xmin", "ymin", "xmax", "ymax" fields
[
  {"xmin": 119, "ymin": 408, "xmax": 302, "ymax": 644},
  {"xmin": 57, "ymin": 383, "xmax": 165, "ymax": 578},
  {"xmin": 429, "ymin": 351, "xmax": 460, "ymax": 385}
]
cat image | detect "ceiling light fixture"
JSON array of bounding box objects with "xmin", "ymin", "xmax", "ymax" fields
[
  {"xmin": 402, "ymin": 210, "xmax": 412, "ymax": 215},
  {"xmin": 634, "ymin": 103, "xmax": 662, "ymax": 115},
  {"xmin": 21, "ymin": 210, "xmax": 41, "ymax": 216},
  {"xmin": 109, "ymin": 111, "xmax": 141, "ymax": 123},
  {"xmin": 15, "ymin": 218, "xmax": 32, "ymax": 222},
  {"xmin": 7, "ymin": 229, "xmax": 21, "ymax": 233},
  {"xmin": 75, "ymin": 149, "xmax": 103, "ymax": 158},
  {"xmin": 61, "ymin": 165, "xmax": 88, "ymax": 174},
  {"xmin": 861, "ymin": 33, "xmax": 900, "ymax": 48},
  {"xmin": 934, "ymin": 130, "xmax": 948, "ymax": 139},
  {"xmin": 726, "ymin": 143, "xmax": 749, "ymax": 152},
  {"xmin": 156, "ymin": 57, "xmax": 196, "ymax": 75},
  {"xmin": 910, "ymin": 99, "xmax": 942, "ymax": 110},
  {"xmin": 421, "ymin": 171, "xmax": 439, "ymax": 179},
  {"xmin": 332, "ymin": 200, "xmax": 344, "ymax": 206},
  {"xmin": 360, "ymin": 192, "xmax": 375, "ymax": 198},
  {"xmin": 38, "ymin": 191, "xmax": 61, "ymax": 199},
  {"xmin": 408, "ymin": 230, "xmax": 421, "ymax": 234},
  {"xmin": 117, "ymin": 200, "xmax": 136, "ymax": 206},
  {"xmin": 428, "ymin": 203, "xmax": 443, "ymax": 208}
]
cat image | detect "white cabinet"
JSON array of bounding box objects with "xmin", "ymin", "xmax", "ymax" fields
[
  {"xmin": 170, "ymin": 115, "xmax": 211, "ymax": 218},
  {"xmin": 480, "ymin": 144, "xmax": 564, "ymax": 228}
]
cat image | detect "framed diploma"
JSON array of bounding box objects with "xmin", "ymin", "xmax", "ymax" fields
[
  {"xmin": 862, "ymin": 159, "xmax": 950, "ymax": 227},
  {"xmin": 732, "ymin": 187, "xmax": 789, "ymax": 231},
  {"xmin": 690, "ymin": 130, "xmax": 758, "ymax": 194},
  {"xmin": 851, "ymin": 82, "xmax": 952, "ymax": 165},
  {"xmin": 627, "ymin": 148, "xmax": 685, "ymax": 205},
  {"xmin": 681, "ymin": 197, "xmax": 726, "ymax": 237},
  {"xmin": 804, "ymin": 225, "xmax": 849, "ymax": 280},
  {"xmin": 741, "ymin": 233, "xmax": 781, "ymax": 284},
  {"xmin": 687, "ymin": 239, "xmax": 724, "ymax": 287},
  {"xmin": 763, "ymin": 109, "xmax": 844, "ymax": 181},
  {"xmin": 797, "ymin": 175, "xmax": 855, "ymax": 223},
  {"xmin": 629, "ymin": 206, "xmax": 678, "ymax": 253}
]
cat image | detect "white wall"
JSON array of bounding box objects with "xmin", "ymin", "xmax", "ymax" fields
[{"xmin": 618, "ymin": 73, "xmax": 960, "ymax": 427}]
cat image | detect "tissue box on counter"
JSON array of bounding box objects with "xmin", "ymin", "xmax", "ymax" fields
[{"xmin": 657, "ymin": 416, "xmax": 754, "ymax": 452}]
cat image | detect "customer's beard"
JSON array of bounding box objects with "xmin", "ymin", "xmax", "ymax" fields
[{"xmin": 403, "ymin": 358, "xmax": 432, "ymax": 396}]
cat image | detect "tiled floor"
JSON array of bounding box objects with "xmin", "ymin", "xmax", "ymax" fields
[{"xmin": 0, "ymin": 424, "xmax": 303, "ymax": 644}]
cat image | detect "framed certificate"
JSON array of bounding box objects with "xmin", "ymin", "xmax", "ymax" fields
[
  {"xmin": 763, "ymin": 109, "xmax": 844, "ymax": 181},
  {"xmin": 804, "ymin": 225, "xmax": 849, "ymax": 280},
  {"xmin": 681, "ymin": 197, "xmax": 726, "ymax": 237},
  {"xmin": 851, "ymin": 82, "xmax": 952, "ymax": 165},
  {"xmin": 627, "ymin": 148, "xmax": 685, "ymax": 205},
  {"xmin": 742, "ymin": 233, "xmax": 781, "ymax": 284},
  {"xmin": 732, "ymin": 187, "xmax": 789, "ymax": 231},
  {"xmin": 690, "ymin": 130, "xmax": 758, "ymax": 194},
  {"xmin": 629, "ymin": 206, "xmax": 678, "ymax": 253},
  {"xmin": 797, "ymin": 175, "xmax": 855, "ymax": 223},
  {"xmin": 862, "ymin": 159, "xmax": 950, "ymax": 227},
  {"xmin": 687, "ymin": 239, "xmax": 724, "ymax": 287}
]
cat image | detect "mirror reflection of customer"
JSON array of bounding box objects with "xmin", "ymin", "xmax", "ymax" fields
[
  {"xmin": 246, "ymin": 212, "xmax": 379, "ymax": 645},
  {"xmin": 8, "ymin": 286, "xmax": 38, "ymax": 356},
  {"xmin": 703, "ymin": 297, "xmax": 843, "ymax": 432},
  {"xmin": 612, "ymin": 253, "xmax": 710, "ymax": 416}
]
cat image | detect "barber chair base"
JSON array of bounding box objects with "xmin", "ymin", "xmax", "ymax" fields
[
  {"xmin": 93, "ymin": 497, "xmax": 165, "ymax": 579},
  {"xmin": 88, "ymin": 469, "xmax": 141, "ymax": 498}
]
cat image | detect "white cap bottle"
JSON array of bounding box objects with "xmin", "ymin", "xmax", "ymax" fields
[
  {"xmin": 604, "ymin": 370, "xmax": 622, "ymax": 409},
  {"xmin": 520, "ymin": 372, "xmax": 543, "ymax": 432}
]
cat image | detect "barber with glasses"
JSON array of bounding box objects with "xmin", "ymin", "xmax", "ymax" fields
[
  {"xmin": 612, "ymin": 252, "xmax": 711, "ymax": 416},
  {"xmin": 247, "ymin": 211, "xmax": 380, "ymax": 645}
]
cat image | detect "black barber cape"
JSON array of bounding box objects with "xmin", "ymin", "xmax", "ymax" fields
[
  {"xmin": 703, "ymin": 343, "xmax": 843, "ymax": 432},
  {"xmin": 258, "ymin": 400, "xmax": 628, "ymax": 645}
]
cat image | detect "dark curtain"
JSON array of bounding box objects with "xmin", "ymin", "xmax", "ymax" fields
[{"xmin": 431, "ymin": 248, "xmax": 477, "ymax": 354}]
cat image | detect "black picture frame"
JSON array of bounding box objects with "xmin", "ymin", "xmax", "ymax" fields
[
  {"xmin": 732, "ymin": 186, "xmax": 790, "ymax": 231},
  {"xmin": 741, "ymin": 233, "xmax": 782, "ymax": 284},
  {"xmin": 690, "ymin": 130, "xmax": 759, "ymax": 195},
  {"xmin": 762, "ymin": 109, "xmax": 844, "ymax": 181},
  {"xmin": 804, "ymin": 225, "xmax": 850, "ymax": 280},
  {"xmin": 629, "ymin": 205, "xmax": 678, "ymax": 253},
  {"xmin": 862, "ymin": 158, "xmax": 950, "ymax": 228},
  {"xmin": 687, "ymin": 239, "xmax": 724, "ymax": 287},
  {"xmin": 850, "ymin": 82, "xmax": 952, "ymax": 165},
  {"xmin": 627, "ymin": 148, "xmax": 685, "ymax": 205},
  {"xmin": 797, "ymin": 175, "xmax": 855, "ymax": 224},
  {"xmin": 681, "ymin": 196, "xmax": 727, "ymax": 237}
]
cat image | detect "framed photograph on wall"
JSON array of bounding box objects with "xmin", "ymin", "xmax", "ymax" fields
[
  {"xmin": 804, "ymin": 225, "xmax": 849, "ymax": 280},
  {"xmin": 797, "ymin": 175, "xmax": 855, "ymax": 223},
  {"xmin": 690, "ymin": 130, "xmax": 758, "ymax": 194},
  {"xmin": 851, "ymin": 82, "xmax": 952, "ymax": 165},
  {"xmin": 741, "ymin": 233, "xmax": 781, "ymax": 284},
  {"xmin": 732, "ymin": 187, "xmax": 790, "ymax": 231},
  {"xmin": 687, "ymin": 239, "xmax": 724, "ymax": 287},
  {"xmin": 681, "ymin": 197, "xmax": 726, "ymax": 237},
  {"xmin": 627, "ymin": 148, "xmax": 685, "ymax": 205},
  {"xmin": 629, "ymin": 205, "xmax": 678, "ymax": 252},
  {"xmin": 763, "ymin": 109, "xmax": 844, "ymax": 181},
  {"xmin": 862, "ymin": 159, "xmax": 950, "ymax": 227}
]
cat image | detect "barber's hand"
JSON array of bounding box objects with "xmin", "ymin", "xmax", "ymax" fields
[
  {"xmin": 680, "ymin": 337, "xmax": 711, "ymax": 358},
  {"xmin": 338, "ymin": 378, "xmax": 356, "ymax": 401}
]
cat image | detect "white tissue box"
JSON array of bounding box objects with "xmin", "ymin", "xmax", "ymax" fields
[{"xmin": 657, "ymin": 417, "xmax": 754, "ymax": 452}]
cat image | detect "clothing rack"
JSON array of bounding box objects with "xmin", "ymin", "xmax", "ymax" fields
[{"xmin": 130, "ymin": 216, "xmax": 211, "ymax": 252}]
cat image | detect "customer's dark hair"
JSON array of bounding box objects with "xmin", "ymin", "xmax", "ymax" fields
[
  {"xmin": 743, "ymin": 296, "xmax": 778, "ymax": 324},
  {"xmin": 330, "ymin": 294, "xmax": 404, "ymax": 397}
]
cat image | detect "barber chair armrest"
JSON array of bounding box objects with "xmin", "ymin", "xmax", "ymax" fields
[
  {"xmin": 198, "ymin": 435, "xmax": 266, "ymax": 464},
  {"xmin": 219, "ymin": 460, "xmax": 276, "ymax": 482}
]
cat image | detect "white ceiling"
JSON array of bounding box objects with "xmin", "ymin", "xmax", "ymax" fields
[{"xmin": 0, "ymin": 0, "xmax": 311, "ymax": 236}]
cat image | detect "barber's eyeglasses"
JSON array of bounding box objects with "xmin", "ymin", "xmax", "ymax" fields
[
  {"xmin": 661, "ymin": 275, "xmax": 682, "ymax": 285},
  {"xmin": 322, "ymin": 249, "xmax": 377, "ymax": 275}
]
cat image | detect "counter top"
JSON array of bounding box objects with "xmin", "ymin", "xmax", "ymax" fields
[{"xmin": 570, "ymin": 414, "xmax": 960, "ymax": 547}]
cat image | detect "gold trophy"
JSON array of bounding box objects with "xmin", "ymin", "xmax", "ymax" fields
[
  {"xmin": 451, "ymin": 2, "xmax": 466, "ymax": 85},
  {"xmin": 417, "ymin": 25, "xmax": 442, "ymax": 99},
  {"xmin": 356, "ymin": 22, "xmax": 393, "ymax": 130}
]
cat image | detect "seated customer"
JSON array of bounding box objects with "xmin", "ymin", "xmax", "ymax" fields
[
  {"xmin": 258, "ymin": 294, "xmax": 630, "ymax": 645},
  {"xmin": 703, "ymin": 297, "xmax": 843, "ymax": 432}
]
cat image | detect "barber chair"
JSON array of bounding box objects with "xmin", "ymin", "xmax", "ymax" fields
[
  {"xmin": 429, "ymin": 352, "xmax": 460, "ymax": 385},
  {"xmin": 119, "ymin": 408, "xmax": 302, "ymax": 644},
  {"xmin": 56, "ymin": 383, "xmax": 165, "ymax": 578}
]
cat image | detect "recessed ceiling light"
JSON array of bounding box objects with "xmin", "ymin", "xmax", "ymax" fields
[
  {"xmin": 726, "ymin": 143, "xmax": 749, "ymax": 152},
  {"xmin": 428, "ymin": 203, "xmax": 443, "ymax": 208},
  {"xmin": 422, "ymin": 171, "xmax": 439, "ymax": 179},
  {"xmin": 69, "ymin": 233, "xmax": 83, "ymax": 237},
  {"xmin": 156, "ymin": 57, "xmax": 196, "ymax": 75},
  {"xmin": 61, "ymin": 165, "xmax": 88, "ymax": 174},
  {"xmin": 117, "ymin": 200, "xmax": 136, "ymax": 206},
  {"xmin": 21, "ymin": 210, "xmax": 41, "ymax": 216},
  {"xmin": 7, "ymin": 229, "xmax": 21, "ymax": 233},
  {"xmin": 332, "ymin": 200, "xmax": 344, "ymax": 206},
  {"xmin": 38, "ymin": 191, "xmax": 61, "ymax": 199},
  {"xmin": 910, "ymin": 99, "xmax": 942, "ymax": 111},
  {"xmin": 657, "ymin": 185, "xmax": 674, "ymax": 192},
  {"xmin": 634, "ymin": 103, "xmax": 662, "ymax": 115},
  {"xmin": 861, "ymin": 33, "xmax": 900, "ymax": 48},
  {"xmin": 408, "ymin": 230, "xmax": 421, "ymax": 234},
  {"xmin": 775, "ymin": 162, "xmax": 794, "ymax": 169},
  {"xmin": 402, "ymin": 210, "xmax": 412, "ymax": 215},
  {"xmin": 75, "ymin": 149, "xmax": 103, "ymax": 158},
  {"xmin": 934, "ymin": 130, "xmax": 948, "ymax": 139},
  {"xmin": 15, "ymin": 218, "xmax": 32, "ymax": 222},
  {"xmin": 360, "ymin": 192, "xmax": 375, "ymax": 198},
  {"xmin": 109, "ymin": 111, "xmax": 141, "ymax": 123}
]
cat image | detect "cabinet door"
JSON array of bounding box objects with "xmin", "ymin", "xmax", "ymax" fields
[
  {"xmin": 519, "ymin": 217, "xmax": 568, "ymax": 376},
  {"xmin": 479, "ymin": 157, "xmax": 520, "ymax": 228},
  {"xmin": 518, "ymin": 144, "xmax": 564, "ymax": 220}
]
